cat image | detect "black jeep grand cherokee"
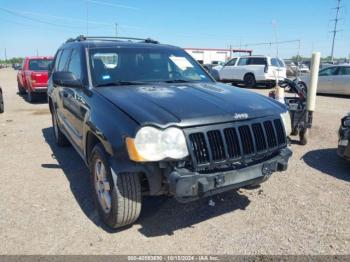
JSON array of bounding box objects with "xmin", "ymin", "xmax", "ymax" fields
[{"xmin": 48, "ymin": 36, "xmax": 292, "ymax": 229}]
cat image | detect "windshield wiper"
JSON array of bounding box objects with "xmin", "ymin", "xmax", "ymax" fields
[
  {"xmin": 164, "ymin": 79, "xmax": 192, "ymax": 83},
  {"xmin": 95, "ymin": 81, "xmax": 147, "ymax": 87}
]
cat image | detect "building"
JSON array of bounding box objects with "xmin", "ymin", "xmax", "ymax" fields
[{"xmin": 185, "ymin": 47, "xmax": 253, "ymax": 65}]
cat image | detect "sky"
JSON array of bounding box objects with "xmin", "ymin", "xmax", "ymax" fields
[{"xmin": 0, "ymin": 0, "xmax": 349, "ymax": 59}]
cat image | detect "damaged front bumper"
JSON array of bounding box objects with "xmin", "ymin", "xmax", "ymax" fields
[{"xmin": 168, "ymin": 148, "xmax": 292, "ymax": 203}]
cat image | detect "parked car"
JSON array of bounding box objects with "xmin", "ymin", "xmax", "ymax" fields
[
  {"xmin": 298, "ymin": 63, "xmax": 310, "ymax": 74},
  {"xmin": 48, "ymin": 36, "xmax": 292, "ymax": 229},
  {"xmin": 0, "ymin": 87, "xmax": 3, "ymax": 113},
  {"xmin": 17, "ymin": 56, "xmax": 53, "ymax": 102},
  {"xmin": 338, "ymin": 113, "xmax": 350, "ymax": 160},
  {"xmin": 212, "ymin": 55, "xmax": 287, "ymax": 88},
  {"xmin": 12, "ymin": 63, "xmax": 22, "ymax": 70},
  {"xmin": 300, "ymin": 65, "xmax": 350, "ymax": 96}
]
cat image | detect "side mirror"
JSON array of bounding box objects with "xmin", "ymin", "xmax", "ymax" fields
[
  {"xmin": 48, "ymin": 62, "xmax": 53, "ymax": 78},
  {"xmin": 52, "ymin": 71, "xmax": 83, "ymax": 88}
]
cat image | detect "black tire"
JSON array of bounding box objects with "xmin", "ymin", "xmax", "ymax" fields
[
  {"xmin": 90, "ymin": 144, "xmax": 142, "ymax": 229},
  {"xmin": 244, "ymin": 74, "xmax": 256, "ymax": 88},
  {"xmin": 27, "ymin": 91, "xmax": 36, "ymax": 103},
  {"xmin": 0, "ymin": 90, "xmax": 4, "ymax": 113},
  {"xmin": 299, "ymin": 128, "xmax": 309, "ymax": 145},
  {"xmin": 51, "ymin": 110, "xmax": 70, "ymax": 147},
  {"xmin": 17, "ymin": 82, "xmax": 26, "ymax": 95},
  {"xmin": 266, "ymin": 82, "xmax": 275, "ymax": 88}
]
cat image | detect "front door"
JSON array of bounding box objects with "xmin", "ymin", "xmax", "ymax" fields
[{"xmin": 60, "ymin": 48, "xmax": 87, "ymax": 151}]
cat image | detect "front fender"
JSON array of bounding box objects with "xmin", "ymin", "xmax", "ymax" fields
[{"xmin": 109, "ymin": 157, "xmax": 163, "ymax": 195}]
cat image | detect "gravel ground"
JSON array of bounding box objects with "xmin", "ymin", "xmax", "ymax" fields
[{"xmin": 0, "ymin": 68, "xmax": 349, "ymax": 255}]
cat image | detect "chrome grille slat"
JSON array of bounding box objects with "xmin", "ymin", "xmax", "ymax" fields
[{"xmin": 187, "ymin": 118, "xmax": 286, "ymax": 168}]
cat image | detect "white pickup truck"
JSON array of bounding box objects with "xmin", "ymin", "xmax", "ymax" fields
[{"xmin": 211, "ymin": 55, "xmax": 287, "ymax": 88}]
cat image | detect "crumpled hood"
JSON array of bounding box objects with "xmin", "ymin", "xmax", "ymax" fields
[{"xmin": 96, "ymin": 82, "xmax": 286, "ymax": 128}]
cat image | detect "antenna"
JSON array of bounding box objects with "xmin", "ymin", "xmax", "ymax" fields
[
  {"xmin": 86, "ymin": 0, "xmax": 89, "ymax": 35},
  {"xmin": 115, "ymin": 23, "xmax": 118, "ymax": 37},
  {"xmin": 330, "ymin": 0, "xmax": 344, "ymax": 63}
]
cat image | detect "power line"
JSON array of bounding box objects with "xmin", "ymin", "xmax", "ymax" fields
[
  {"xmin": 330, "ymin": 0, "xmax": 344, "ymax": 62},
  {"xmin": 87, "ymin": 0, "xmax": 140, "ymax": 10},
  {"xmin": 243, "ymin": 39, "xmax": 301, "ymax": 47},
  {"xmin": 0, "ymin": 7, "xmax": 88, "ymax": 29},
  {"xmin": 13, "ymin": 9, "xmax": 112, "ymax": 26}
]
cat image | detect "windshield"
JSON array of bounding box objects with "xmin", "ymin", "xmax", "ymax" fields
[
  {"xmin": 29, "ymin": 59, "xmax": 52, "ymax": 71},
  {"xmin": 88, "ymin": 47, "xmax": 213, "ymax": 86}
]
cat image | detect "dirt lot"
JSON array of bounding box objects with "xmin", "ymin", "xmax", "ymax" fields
[{"xmin": 0, "ymin": 68, "xmax": 349, "ymax": 255}]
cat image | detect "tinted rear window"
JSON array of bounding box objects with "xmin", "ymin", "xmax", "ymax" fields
[
  {"xmin": 29, "ymin": 59, "xmax": 52, "ymax": 71},
  {"xmin": 250, "ymin": 57, "xmax": 267, "ymax": 65}
]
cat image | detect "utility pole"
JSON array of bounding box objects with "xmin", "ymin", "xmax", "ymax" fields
[
  {"xmin": 4, "ymin": 48, "xmax": 7, "ymax": 62},
  {"xmin": 36, "ymin": 49, "xmax": 39, "ymax": 56},
  {"xmin": 297, "ymin": 40, "xmax": 301, "ymax": 64},
  {"xmin": 115, "ymin": 23, "xmax": 118, "ymax": 37},
  {"xmin": 272, "ymin": 20, "xmax": 279, "ymax": 57},
  {"xmin": 330, "ymin": 0, "xmax": 343, "ymax": 63}
]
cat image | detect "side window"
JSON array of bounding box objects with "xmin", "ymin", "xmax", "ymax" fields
[
  {"xmin": 57, "ymin": 49, "xmax": 71, "ymax": 71},
  {"xmin": 339, "ymin": 67, "xmax": 350, "ymax": 76},
  {"xmin": 226, "ymin": 58, "xmax": 237, "ymax": 66},
  {"xmin": 278, "ymin": 59, "xmax": 285, "ymax": 67},
  {"xmin": 319, "ymin": 67, "xmax": 338, "ymax": 76},
  {"xmin": 68, "ymin": 49, "xmax": 82, "ymax": 80},
  {"xmin": 250, "ymin": 58, "xmax": 267, "ymax": 65},
  {"xmin": 238, "ymin": 58, "xmax": 248, "ymax": 66},
  {"xmin": 53, "ymin": 50, "xmax": 62, "ymax": 72},
  {"xmin": 271, "ymin": 58, "xmax": 279, "ymax": 67}
]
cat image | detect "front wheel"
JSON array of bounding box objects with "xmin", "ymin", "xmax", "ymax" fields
[{"xmin": 90, "ymin": 144, "xmax": 142, "ymax": 229}]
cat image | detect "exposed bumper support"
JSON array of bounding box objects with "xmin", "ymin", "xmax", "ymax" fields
[{"xmin": 168, "ymin": 148, "xmax": 292, "ymax": 203}]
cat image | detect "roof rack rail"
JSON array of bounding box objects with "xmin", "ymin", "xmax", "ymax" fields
[{"xmin": 65, "ymin": 35, "xmax": 159, "ymax": 44}]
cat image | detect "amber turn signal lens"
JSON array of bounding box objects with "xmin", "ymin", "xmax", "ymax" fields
[{"xmin": 126, "ymin": 137, "xmax": 145, "ymax": 162}]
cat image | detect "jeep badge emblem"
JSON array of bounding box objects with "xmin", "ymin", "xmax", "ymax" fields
[{"xmin": 234, "ymin": 113, "xmax": 249, "ymax": 120}]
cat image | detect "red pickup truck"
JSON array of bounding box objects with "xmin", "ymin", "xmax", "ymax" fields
[{"xmin": 17, "ymin": 56, "xmax": 53, "ymax": 102}]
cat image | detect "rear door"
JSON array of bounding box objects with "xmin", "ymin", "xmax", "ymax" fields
[
  {"xmin": 333, "ymin": 66, "xmax": 350, "ymax": 95},
  {"xmin": 317, "ymin": 66, "xmax": 339, "ymax": 94},
  {"xmin": 248, "ymin": 57, "xmax": 268, "ymax": 80}
]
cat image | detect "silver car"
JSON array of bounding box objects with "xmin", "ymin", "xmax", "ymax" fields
[{"xmin": 301, "ymin": 65, "xmax": 350, "ymax": 96}]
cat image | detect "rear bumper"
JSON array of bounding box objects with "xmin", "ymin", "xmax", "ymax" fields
[
  {"xmin": 32, "ymin": 87, "xmax": 47, "ymax": 93},
  {"xmin": 168, "ymin": 148, "xmax": 292, "ymax": 202}
]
